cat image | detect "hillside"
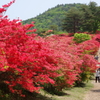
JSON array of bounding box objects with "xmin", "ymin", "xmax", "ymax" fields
[{"xmin": 22, "ymin": 3, "xmax": 83, "ymax": 31}]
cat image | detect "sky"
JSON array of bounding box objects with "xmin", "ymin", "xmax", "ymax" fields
[{"xmin": 0, "ymin": 0, "xmax": 100, "ymax": 21}]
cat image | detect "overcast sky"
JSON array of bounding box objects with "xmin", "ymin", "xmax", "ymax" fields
[{"xmin": 0, "ymin": 0, "xmax": 100, "ymax": 20}]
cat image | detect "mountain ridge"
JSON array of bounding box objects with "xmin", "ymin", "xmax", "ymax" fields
[{"xmin": 22, "ymin": 3, "xmax": 85, "ymax": 31}]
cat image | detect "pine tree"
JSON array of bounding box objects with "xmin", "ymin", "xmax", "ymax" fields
[{"xmin": 62, "ymin": 7, "xmax": 84, "ymax": 33}]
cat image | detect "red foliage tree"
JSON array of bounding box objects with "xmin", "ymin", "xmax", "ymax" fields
[
  {"xmin": 0, "ymin": 1, "xmax": 59, "ymax": 96},
  {"xmin": 44, "ymin": 34, "xmax": 99, "ymax": 89}
]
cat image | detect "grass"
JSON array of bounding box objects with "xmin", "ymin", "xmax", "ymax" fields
[
  {"xmin": 0, "ymin": 81, "xmax": 93, "ymax": 100},
  {"xmin": 40, "ymin": 81, "xmax": 93, "ymax": 100}
]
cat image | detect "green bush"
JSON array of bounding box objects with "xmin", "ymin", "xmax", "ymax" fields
[{"xmin": 73, "ymin": 33, "xmax": 91, "ymax": 43}]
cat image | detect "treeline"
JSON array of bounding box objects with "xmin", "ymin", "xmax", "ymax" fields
[
  {"xmin": 62, "ymin": 2, "xmax": 100, "ymax": 33},
  {"xmin": 22, "ymin": 3, "xmax": 83, "ymax": 34},
  {"xmin": 23, "ymin": 1, "xmax": 100, "ymax": 35}
]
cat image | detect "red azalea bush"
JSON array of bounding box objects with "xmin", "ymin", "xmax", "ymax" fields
[
  {"xmin": 44, "ymin": 34, "xmax": 99, "ymax": 90},
  {"xmin": 44, "ymin": 35, "xmax": 82, "ymax": 90},
  {"xmin": 75, "ymin": 39, "xmax": 99, "ymax": 84},
  {"xmin": 0, "ymin": 1, "xmax": 60, "ymax": 96}
]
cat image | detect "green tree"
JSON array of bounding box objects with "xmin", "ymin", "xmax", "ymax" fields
[
  {"xmin": 80, "ymin": 2, "xmax": 100, "ymax": 33},
  {"xmin": 62, "ymin": 7, "xmax": 84, "ymax": 33},
  {"xmin": 62, "ymin": 2, "xmax": 100, "ymax": 34},
  {"xmin": 49, "ymin": 25, "xmax": 58, "ymax": 31},
  {"xmin": 22, "ymin": 3, "xmax": 83, "ymax": 32}
]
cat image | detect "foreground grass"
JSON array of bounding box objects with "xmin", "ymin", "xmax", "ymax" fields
[
  {"xmin": 40, "ymin": 81, "xmax": 93, "ymax": 100},
  {"xmin": 0, "ymin": 81, "xmax": 93, "ymax": 100},
  {"xmin": 54, "ymin": 81, "xmax": 93, "ymax": 100}
]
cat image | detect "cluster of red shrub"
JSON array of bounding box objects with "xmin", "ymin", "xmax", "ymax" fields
[
  {"xmin": 44, "ymin": 34, "xmax": 99, "ymax": 89},
  {"xmin": 0, "ymin": 0, "xmax": 100, "ymax": 96}
]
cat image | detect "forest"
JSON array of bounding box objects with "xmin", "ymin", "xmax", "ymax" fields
[{"xmin": 23, "ymin": 1, "xmax": 100, "ymax": 35}]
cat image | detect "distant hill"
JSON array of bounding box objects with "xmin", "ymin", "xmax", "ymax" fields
[{"xmin": 22, "ymin": 3, "xmax": 84, "ymax": 31}]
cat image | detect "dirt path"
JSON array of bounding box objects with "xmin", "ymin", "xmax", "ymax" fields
[
  {"xmin": 84, "ymin": 48, "xmax": 100, "ymax": 100},
  {"xmin": 84, "ymin": 81, "xmax": 100, "ymax": 100}
]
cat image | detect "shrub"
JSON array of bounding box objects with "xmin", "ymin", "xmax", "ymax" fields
[
  {"xmin": 44, "ymin": 34, "xmax": 99, "ymax": 91},
  {"xmin": 0, "ymin": 1, "xmax": 59, "ymax": 96},
  {"xmin": 73, "ymin": 33, "xmax": 91, "ymax": 43}
]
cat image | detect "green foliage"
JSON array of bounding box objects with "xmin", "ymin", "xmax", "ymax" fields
[
  {"xmin": 23, "ymin": 2, "xmax": 100, "ymax": 34},
  {"xmin": 52, "ymin": 31, "xmax": 67, "ymax": 35},
  {"xmin": 73, "ymin": 33, "xmax": 91, "ymax": 43},
  {"xmin": 80, "ymin": 2, "xmax": 100, "ymax": 33},
  {"xmin": 62, "ymin": 7, "xmax": 84, "ymax": 33},
  {"xmin": 22, "ymin": 3, "xmax": 83, "ymax": 32},
  {"xmin": 62, "ymin": 2, "xmax": 100, "ymax": 33},
  {"xmin": 36, "ymin": 28, "xmax": 48, "ymax": 35}
]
